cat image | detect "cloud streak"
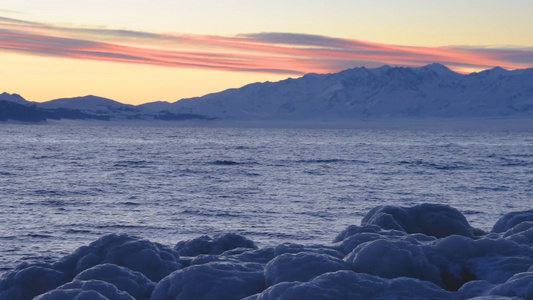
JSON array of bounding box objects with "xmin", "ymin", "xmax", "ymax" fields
[{"xmin": 1, "ymin": 16, "xmax": 532, "ymax": 75}]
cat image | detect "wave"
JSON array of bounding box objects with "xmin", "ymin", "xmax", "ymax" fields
[
  {"xmin": 398, "ymin": 159, "xmax": 473, "ymax": 170},
  {"xmin": 212, "ymin": 160, "xmax": 240, "ymax": 165}
]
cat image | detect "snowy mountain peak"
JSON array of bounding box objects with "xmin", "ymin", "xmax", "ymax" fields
[
  {"xmin": 4, "ymin": 63, "xmax": 533, "ymax": 123},
  {"xmin": 368, "ymin": 65, "xmax": 392, "ymax": 76},
  {"xmin": 162, "ymin": 63, "xmax": 533, "ymax": 120},
  {"xmin": 417, "ymin": 63, "xmax": 456, "ymax": 76},
  {"xmin": 489, "ymin": 66, "xmax": 508, "ymax": 73}
]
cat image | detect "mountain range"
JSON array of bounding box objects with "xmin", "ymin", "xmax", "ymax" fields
[{"xmin": 2, "ymin": 63, "xmax": 533, "ymax": 123}]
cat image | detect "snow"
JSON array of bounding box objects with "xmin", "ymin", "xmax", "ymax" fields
[
  {"xmin": 34, "ymin": 289, "xmax": 111, "ymax": 300},
  {"xmin": 458, "ymin": 272, "xmax": 533, "ymax": 299},
  {"xmin": 4, "ymin": 63, "xmax": 533, "ymax": 123},
  {"xmin": 264, "ymin": 252, "xmax": 348, "ymax": 286},
  {"xmin": 0, "ymin": 264, "xmax": 69, "ymax": 300},
  {"xmin": 343, "ymin": 239, "xmax": 442, "ymax": 285},
  {"xmin": 53, "ymin": 234, "xmax": 182, "ymax": 282},
  {"xmin": 254, "ymin": 271, "xmax": 452, "ymax": 300},
  {"xmin": 1, "ymin": 204, "xmax": 533, "ymax": 299},
  {"xmin": 74, "ymin": 264, "xmax": 155, "ymax": 300},
  {"xmin": 175, "ymin": 233, "xmax": 257, "ymax": 256},
  {"xmin": 160, "ymin": 64, "xmax": 533, "ymax": 121},
  {"xmin": 492, "ymin": 210, "xmax": 533, "ymax": 233},
  {"xmin": 151, "ymin": 262, "xmax": 265, "ymax": 300},
  {"xmin": 34, "ymin": 280, "xmax": 135, "ymax": 300},
  {"xmin": 361, "ymin": 203, "xmax": 478, "ymax": 238}
]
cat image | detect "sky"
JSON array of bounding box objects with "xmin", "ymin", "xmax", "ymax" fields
[{"xmin": 1, "ymin": 0, "xmax": 532, "ymax": 105}]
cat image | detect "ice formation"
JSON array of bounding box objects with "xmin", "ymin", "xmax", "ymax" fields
[
  {"xmin": 1, "ymin": 203, "xmax": 533, "ymax": 300},
  {"xmin": 174, "ymin": 233, "xmax": 258, "ymax": 256},
  {"xmin": 151, "ymin": 262, "xmax": 265, "ymax": 300},
  {"xmin": 34, "ymin": 280, "xmax": 135, "ymax": 300},
  {"xmin": 74, "ymin": 264, "xmax": 155, "ymax": 299}
]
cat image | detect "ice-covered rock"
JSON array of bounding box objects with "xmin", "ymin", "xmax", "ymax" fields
[
  {"xmin": 74, "ymin": 264, "xmax": 155, "ymax": 300},
  {"xmin": 489, "ymin": 272, "xmax": 533, "ymax": 298},
  {"xmin": 264, "ymin": 252, "xmax": 348, "ymax": 286},
  {"xmin": 189, "ymin": 254, "xmax": 239, "ymax": 266},
  {"xmin": 334, "ymin": 228, "xmax": 431, "ymax": 255},
  {"xmin": 458, "ymin": 272, "xmax": 533, "ymax": 299},
  {"xmin": 332, "ymin": 224, "xmax": 389, "ymax": 242},
  {"xmin": 53, "ymin": 234, "xmax": 181, "ymax": 281},
  {"xmin": 503, "ymin": 221, "xmax": 533, "ymax": 237},
  {"xmin": 272, "ymin": 243, "xmax": 344, "ymax": 259},
  {"xmin": 214, "ymin": 242, "xmax": 343, "ymax": 265},
  {"xmin": 34, "ymin": 289, "xmax": 110, "ymax": 300},
  {"xmin": 361, "ymin": 203, "xmax": 476, "ymax": 238},
  {"xmin": 254, "ymin": 270, "xmax": 386, "ymax": 300},
  {"xmin": 424, "ymin": 234, "xmax": 533, "ymax": 291},
  {"xmin": 493, "ymin": 210, "xmax": 533, "ymax": 233},
  {"xmin": 175, "ymin": 233, "xmax": 257, "ymax": 256},
  {"xmin": 2, "ymin": 204, "xmax": 533, "ymax": 300},
  {"xmin": 423, "ymin": 235, "xmax": 479, "ymax": 291},
  {"xmin": 456, "ymin": 280, "xmax": 496, "ymax": 299},
  {"xmin": 254, "ymin": 270, "xmax": 452, "ymax": 300},
  {"xmin": 466, "ymin": 238, "xmax": 533, "ymax": 284},
  {"xmin": 343, "ymin": 239, "xmax": 442, "ymax": 285},
  {"xmin": 0, "ymin": 263, "xmax": 69, "ymax": 300},
  {"xmin": 151, "ymin": 262, "xmax": 265, "ymax": 300},
  {"xmin": 224, "ymin": 247, "xmax": 277, "ymax": 264},
  {"xmin": 336, "ymin": 232, "xmax": 386, "ymax": 254},
  {"xmin": 34, "ymin": 280, "xmax": 134, "ymax": 300}
]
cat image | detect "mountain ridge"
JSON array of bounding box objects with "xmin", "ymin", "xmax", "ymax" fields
[
  {"xmin": 145, "ymin": 63, "xmax": 533, "ymax": 120},
  {"xmin": 2, "ymin": 63, "xmax": 533, "ymax": 123}
]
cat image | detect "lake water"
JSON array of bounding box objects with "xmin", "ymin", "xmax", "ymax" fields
[{"xmin": 1, "ymin": 122, "xmax": 532, "ymax": 272}]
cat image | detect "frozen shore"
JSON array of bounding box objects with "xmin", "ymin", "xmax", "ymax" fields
[{"xmin": 1, "ymin": 203, "xmax": 533, "ymax": 300}]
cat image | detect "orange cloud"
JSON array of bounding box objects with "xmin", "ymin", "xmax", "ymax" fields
[{"xmin": 0, "ymin": 16, "xmax": 532, "ymax": 75}]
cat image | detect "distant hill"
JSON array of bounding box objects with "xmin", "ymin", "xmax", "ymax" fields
[
  {"xmin": 0, "ymin": 101, "xmax": 47, "ymax": 122},
  {"xmin": 142, "ymin": 63, "xmax": 533, "ymax": 121},
  {"xmin": 37, "ymin": 95, "xmax": 143, "ymax": 119},
  {"xmin": 0, "ymin": 92, "xmax": 29, "ymax": 105},
  {"xmin": 0, "ymin": 94, "xmax": 212, "ymax": 122},
  {"xmin": 0, "ymin": 100, "xmax": 109, "ymax": 122},
  {"xmin": 2, "ymin": 64, "xmax": 533, "ymax": 123}
]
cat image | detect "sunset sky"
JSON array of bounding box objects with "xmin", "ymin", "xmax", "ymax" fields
[{"xmin": 1, "ymin": 0, "xmax": 532, "ymax": 105}]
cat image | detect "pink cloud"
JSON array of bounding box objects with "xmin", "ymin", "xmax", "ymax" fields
[{"xmin": 0, "ymin": 16, "xmax": 532, "ymax": 75}]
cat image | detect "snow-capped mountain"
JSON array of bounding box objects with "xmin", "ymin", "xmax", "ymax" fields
[
  {"xmin": 2, "ymin": 64, "xmax": 533, "ymax": 123},
  {"xmin": 143, "ymin": 63, "xmax": 533, "ymax": 121}
]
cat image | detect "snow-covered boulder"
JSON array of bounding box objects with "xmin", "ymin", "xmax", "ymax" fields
[
  {"xmin": 151, "ymin": 262, "xmax": 265, "ymax": 300},
  {"xmin": 53, "ymin": 234, "xmax": 181, "ymax": 281},
  {"xmin": 264, "ymin": 252, "xmax": 348, "ymax": 286},
  {"xmin": 74, "ymin": 264, "xmax": 155, "ymax": 300},
  {"xmin": 254, "ymin": 270, "xmax": 451, "ymax": 300},
  {"xmin": 424, "ymin": 234, "xmax": 533, "ymax": 290},
  {"xmin": 34, "ymin": 280, "xmax": 134, "ymax": 300},
  {"xmin": 343, "ymin": 239, "xmax": 442, "ymax": 285},
  {"xmin": 361, "ymin": 203, "xmax": 476, "ymax": 238},
  {"xmin": 0, "ymin": 263, "xmax": 69, "ymax": 300},
  {"xmin": 175, "ymin": 233, "xmax": 257, "ymax": 256},
  {"xmin": 492, "ymin": 210, "xmax": 533, "ymax": 233},
  {"xmin": 458, "ymin": 272, "xmax": 533, "ymax": 299}
]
